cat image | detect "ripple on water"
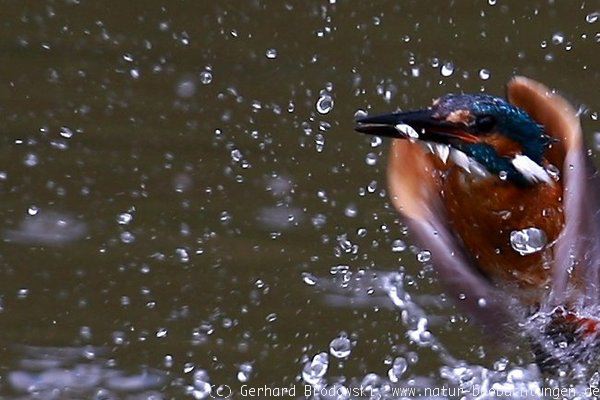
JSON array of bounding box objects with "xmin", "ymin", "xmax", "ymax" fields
[{"xmin": 7, "ymin": 345, "xmax": 165, "ymax": 398}]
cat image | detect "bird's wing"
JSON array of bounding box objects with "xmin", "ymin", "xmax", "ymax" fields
[
  {"xmin": 507, "ymin": 76, "xmax": 600, "ymax": 308},
  {"xmin": 387, "ymin": 139, "xmax": 515, "ymax": 332}
]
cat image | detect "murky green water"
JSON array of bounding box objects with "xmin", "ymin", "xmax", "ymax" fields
[{"xmin": 0, "ymin": 1, "xmax": 598, "ymax": 398}]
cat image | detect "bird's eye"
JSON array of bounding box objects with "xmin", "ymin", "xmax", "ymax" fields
[{"xmin": 474, "ymin": 115, "xmax": 496, "ymax": 132}]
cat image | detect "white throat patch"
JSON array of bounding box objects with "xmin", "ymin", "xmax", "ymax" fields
[
  {"xmin": 511, "ymin": 155, "xmax": 552, "ymax": 184},
  {"xmin": 421, "ymin": 142, "xmax": 552, "ymax": 184}
]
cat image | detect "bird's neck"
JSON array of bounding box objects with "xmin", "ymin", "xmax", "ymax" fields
[{"xmin": 441, "ymin": 167, "xmax": 565, "ymax": 294}]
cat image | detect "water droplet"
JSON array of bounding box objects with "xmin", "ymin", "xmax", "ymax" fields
[
  {"xmin": 193, "ymin": 370, "xmax": 212, "ymax": 398},
  {"xmin": 478, "ymin": 69, "xmax": 490, "ymax": 80},
  {"xmin": 388, "ymin": 357, "xmax": 407, "ymax": 382},
  {"xmin": 329, "ymin": 335, "xmax": 352, "ymax": 358},
  {"xmin": 407, "ymin": 317, "xmax": 432, "ymax": 346},
  {"xmin": 59, "ymin": 126, "xmax": 74, "ymax": 138},
  {"xmin": 27, "ymin": 205, "xmax": 39, "ymax": 216},
  {"xmin": 199, "ymin": 70, "xmax": 212, "ymax": 85},
  {"xmin": 392, "ymin": 239, "xmax": 407, "ymax": 252},
  {"xmin": 510, "ymin": 227, "xmax": 547, "ymax": 255},
  {"xmin": 478, "ymin": 298, "xmax": 487, "ymax": 307},
  {"xmin": 17, "ymin": 288, "xmax": 29, "ymax": 299},
  {"xmin": 311, "ymin": 213, "xmax": 327, "ymax": 228},
  {"xmin": 302, "ymin": 352, "xmax": 329, "ymax": 384},
  {"xmin": 545, "ymin": 164, "xmax": 560, "ymax": 180},
  {"xmin": 314, "ymin": 133, "xmax": 325, "ymax": 152},
  {"xmin": 301, "ymin": 272, "xmax": 318, "ymax": 286},
  {"xmin": 24, "ymin": 153, "xmax": 39, "ymax": 167},
  {"xmin": 440, "ymin": 62, "xmax": 454, "ymax": 77},
  {"xmin": 551, "ymin": 32, "xmax": 565, "ymax": 45},
  {"xmin": 354, "ymin": 109, "xmax": 367, "ymax": 119},
  {"xmin": 344, "ymin": 204, "xmax": 358, "ymax": 218},
  {"xmin": 117, "ymin": 212, "xmax": 133, "ymax": 225},
  {"xmin": 265, "ymin": 313, "xmax": 277, "ymax": 322},
  {"xmin": 586, "ymin": 12, "xmax": 599, "ymax": 24},
  {"xmin": 370, "ymin": 136, "xmax": 382, "ymax": 148},
  {"xmin": 265, "ymin": 48, "xmax": 277, "ymax": 59},
  {"xmin": 156, "ymin": 328, "xmax": 168, "ymax": 338},
  {"xmin": 164, "ymin": 354, "xmax": 173, "ymax": 368},
  {"xmin": 231, "ymin": 149, "xmax": 242, "ymax": 162},
  {"xmin": 417, "ymin": 250, "xmax": 431, "ymax": 263},
  {"xmin": 176, "ymin": 248, "xmax": 190, "ymax": 263},
  {"xmin": 120, "ymin": 231, "xmax": 135, "ymax": 244},
  {"xmin": 176, "ymin": 78, "xmax": 196, "ymax": 98},
  {"xmin": 237, "ymin": 362, "xmax": 253, "ymax": 382},
  {"xmin": 316, "ymin": 93, "xmax": 334, "ymax": 114},
  {"xmin": 130, "ymin": 69, "xmax": 140, "ymax": 79},
  {"xmin": 365, "ymin": 152, "xmax": 378, "ymax": 166}
]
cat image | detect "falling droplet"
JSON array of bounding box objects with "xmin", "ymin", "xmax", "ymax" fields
[
  {"xmin": 301, "ymin": 272, "xmax": 318, "ymax": 286},
  {"xmin": 365, "ymin": 152, "xmax": 378, "ymax": 166},
  {"xmin": 59, "ymin": 126, "xmax": 74, "ymax": 138},
  {"xmin": 265, "ymin": 48, "xmax": 278, "ymax": 59},
  {"xmin": 199, "ymin": 70, "xmax": 212, "ymax": 85},
  {"xmin": 510, "ymin": 227, "xmax": 547, "ymax": 255},
  {"xmin": 117, "ymin": 212, "xmax": 133, "ymax": 225},
  {"xmin": 354, "ymin": 109, "xmax": 367, "ymax": 119},
  {"xmin": 316, "ymin": 93, "xmax": 334, "ymax": 114},
  {"xmin": 392, "ymin": 239, "xmax": 407, "ymax": 252},
  {"xmin": 156, "ymin": 328, "xmax": 168, "ymax": 338},
  {"xmin": 388, "ymin": 357, "xmax": 408, "ymax": 382},
  {"xmin": 551, "ymin": 32, "xmax": 565, "ymax": 45},
  {"xmin": 440, "ymin": 62, "xmax": 454, "ymax": 77},
  {"xmin": 231, "ymin": 149, "xmax": 242, "ymax": 162},
  {"xmin": 344, "ymin": 204, "xmax": 358, "ymax": 218},
  {"xmin": 265, "ymin": 313, "xmax": 277, "ymax": 322},
  {"xmin": 478, "ymin": 69, "xmax": 490, "ymax": 80},
  {"xmin": 586, "ymin": 12, "xmax": 599, "ymax": 24},
  {"xmin": 302, "ymin": 352, "xmax": 329, "ymax": 385},
  {"xmin": 24, "ymin": 153, "xmax": 39, "ymax": 167},
  {"xmin": 329, "ymin": 335, "xmax": 352, "ymax": 358},
  {"xmin": 237, "ymin": 362, "xmax": 253, "ymax": 383},
  {"xmin": 176, "ymin": 78, "xmax": 196, "ymax": 98},
  {"xmin": 417, "ymin": 250, "xmax": 431, "ymax": 263}
]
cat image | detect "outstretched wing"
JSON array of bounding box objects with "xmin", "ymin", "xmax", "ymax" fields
[
  {"xmin": 387, "ymin": 139, "xmax": 515, "ymax": 332},
  {"xmin": 507, "ymin": 76, "xmax": 600, "ymax": 308}
]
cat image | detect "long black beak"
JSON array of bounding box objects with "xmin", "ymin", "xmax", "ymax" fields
[{"xmin": 355, "ymin": 109, "xmax": 477, "ymax": 144}]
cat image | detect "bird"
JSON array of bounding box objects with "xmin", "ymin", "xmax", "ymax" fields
[{"xmin": 355, "ymin": 77, "xmax": 600, "ymax": 362}]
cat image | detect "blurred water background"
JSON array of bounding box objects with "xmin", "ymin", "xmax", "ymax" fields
[{"xmin": 0, "ymin": 1, "xmax": 598, "ymax": 398}]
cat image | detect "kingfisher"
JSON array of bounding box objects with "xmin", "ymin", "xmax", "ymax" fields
[{"xmin": 355, "ymin": 77, "xmax": 600, "ymax": 362}]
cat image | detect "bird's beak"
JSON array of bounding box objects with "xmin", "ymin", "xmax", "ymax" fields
[{"xmin": 355, "ymin": 110, "xmax": 478, "ymax": 145}]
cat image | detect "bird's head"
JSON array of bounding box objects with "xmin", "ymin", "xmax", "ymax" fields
[{"xmin": 356, "ymin": 94, "xmax": 556, "ymax": 185}]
